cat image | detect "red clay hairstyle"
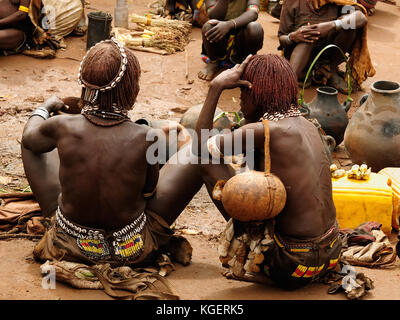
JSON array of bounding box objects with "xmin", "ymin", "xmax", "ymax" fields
[
  {"xmin": 241, "ymin": 54, "xmax": 298, "ymax": 114},
  {"xmin": 80, "ymin": 42, "xmax": 141, "ymax": 111}
]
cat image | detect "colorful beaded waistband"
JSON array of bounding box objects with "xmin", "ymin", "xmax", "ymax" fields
[{"xmin": 55, "ymin": 207, "xmax": 147, "ymax": 261}]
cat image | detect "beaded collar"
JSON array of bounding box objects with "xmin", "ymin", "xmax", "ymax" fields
[
  {"xmin": 81, "ymin": 105, "xmax": 131, "ymax": 127},
  {"xmin": 261, "ymin": 105, "xmax": 302, "ymax": 121}
]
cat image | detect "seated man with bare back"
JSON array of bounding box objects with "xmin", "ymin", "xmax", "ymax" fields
[
  {"xmin": 198, "ymin": 0, "xmax": 264, "ymax": 81},
  {"xmin": 0, "ymin": 0, "xmax": 33, "ymax": 55},
  {"xmin": 22, "ymin": 39, "xmax": 202, "ymax": 267},
  {"xmin": 194, "ymin": 54, "xmax": 342, "ymax": 289}
]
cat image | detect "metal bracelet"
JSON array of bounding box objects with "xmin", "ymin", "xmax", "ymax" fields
[
  {"xmin": 29, "ymin": 107, "xmax": 50, "ymax": 120},
  {"xmin": 334, "ymin": 19, "xmax": 342, "ymax": 31},
  {"xmin": 231, "ymin": 19, "xmax": 237, "ymax": 30},
  {"xmin": 286, "ymin": 33, "xmax": 293, "ymax": 45}
]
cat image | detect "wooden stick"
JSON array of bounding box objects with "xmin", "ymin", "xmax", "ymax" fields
[
  {"xmin": 185, "ymin": 49, "xmax": 189, "ymax": 80},
  {"xmin": 127, "ymin": 46, "xmax": 168, "ymax": 55},
  {"xmin": 0, "ymin": 233, "xmax": 42, "ymax": 241},
  {"xmin": 262, "ymin": 120, "xmax": 271, "ymax": 174}
]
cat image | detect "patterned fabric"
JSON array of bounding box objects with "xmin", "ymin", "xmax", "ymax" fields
[
  {"xmin": 263, "ymin": 221, "xmax": 342, "ymax": 289},
  {"xmin": 357, "ymin": 0, "xmax": 377, "ymax": 8},
  {"xmin": 34, "ymin": 209, "xmax": 174, "ymax": 267},
  {"xmin": 201, "ymin": 34, "xmax": 237, "ymax": 68},
  {"xmin": 114, "ymin": 234, "xmax": 144, "ymax": 259}
]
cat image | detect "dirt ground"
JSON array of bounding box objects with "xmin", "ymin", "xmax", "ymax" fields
[{"xmin": 0, "ymin": 0, "xmax": 400, "ymax": 301}]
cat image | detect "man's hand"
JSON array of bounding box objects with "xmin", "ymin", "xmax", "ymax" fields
[
  {"xmin": 41, "ymin": 95, "xmax": 66, "ymax": 115},
  {"xmin": 289, "ymin": 23, "xmax": 321, "ymax": 44},
  {"xmin": 309, "ymin": 21, "xmax": 336, "ymax": 38},
  {"xmin": 205, "ymin": 19, "xmax": 233, "ymax": 43},
  {"xmin": 211, "ymin": 55, "xmax": 253, "ymax": 90}
]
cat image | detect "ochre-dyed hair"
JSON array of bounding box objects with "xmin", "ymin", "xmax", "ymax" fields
[
  {"xmin": 80, "ymin": 42, "xmax": 141, "ymax": 111},
  {"xmin": 241, "ymin": 54, "xmax": 298, "ymax": 114}
]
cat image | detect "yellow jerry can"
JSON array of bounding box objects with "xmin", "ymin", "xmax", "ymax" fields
[
  {"xmin": 378, "ymin": 167, "xmax": 400, "ymax": 232},
  {"xmin": 332, "ymin": 173, "xmax": 393, "ymax": 235}
]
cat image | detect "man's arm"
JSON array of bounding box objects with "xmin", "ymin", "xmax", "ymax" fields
[
  {"xmin": 205, "ymin": 0, "xmax": 259, "ymax": 43},
  {"xmin": 304, "ymin": 7, "xmax": 367, "ymax": 40},
  {"xmin": 0, "ymin": 0, "xmax": 31, "ymax": 28},
  {"xmin": 231, "ymin": 0, "xmax": 260, "ymax": 29},
  {"xmin": 22, "ymin": 95, "xmax": 65, "ymax": 154},
  {"xmin": 278, "ymin": 1, "xmax": 321, "ymax": 48},
  {"xmin": 206, "ymin": 0, "xmax": 228, "ymax": 20}
]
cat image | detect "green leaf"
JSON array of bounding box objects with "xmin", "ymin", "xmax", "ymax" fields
[{"xmin": 299, "ymin": 44, "xmax": 353, "ymax": 105}]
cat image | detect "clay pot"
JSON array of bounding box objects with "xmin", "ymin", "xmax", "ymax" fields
[
  {"xmin": 344, "ymin": 80, "xmax": 400, "ymax": 172},
  {"xmin": 135, "ymin": 119, "xmax": 191, "ymax": 165},
  {"xmin": 212, "ymin": 120, "xmax": 287, "ymax": 222},
  {"xmin": 180, "ymin": 104, "xmax": 233, "ymax": 133},
  {"xmin": 301, "ymin": 86, "xmax": 351, "ymax": 146}
]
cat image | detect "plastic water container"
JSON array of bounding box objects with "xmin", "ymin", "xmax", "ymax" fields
[
  {"xmin": 332, "ymin": 173, "xmax": 393, "ymax": 234},
  {"xmin": 378, "ymin": 167, "xmax": 400, "ymax": 231}
]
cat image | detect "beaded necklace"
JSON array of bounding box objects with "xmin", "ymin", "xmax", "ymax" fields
[
  {"xmin": 81, "ymin": 105, "xmax": 131, "ymax": 127},
  {"xmin": 261, "ymin": 105, "xmax": 302, "ymax": 121}
]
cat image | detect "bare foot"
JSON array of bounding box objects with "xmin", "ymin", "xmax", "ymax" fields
[
  {"xmin": 222, "ymin": 269, "xmax": 272, "ymax": 286},
  {"xmin": 198, "ymin": 62, "xmax": 220, "ymax": 81}
]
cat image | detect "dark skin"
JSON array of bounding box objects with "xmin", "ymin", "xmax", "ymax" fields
[
  {"xmin": 0, "ymin": 0, "xmax": 30, "ymax": 50},
  {"xmin": 165, "ymin": 0, "xmax": 197, "ymax": 16},
  {"xmin": 195, "ymin": 55, "xmax": 337, "ymax": 240},
  {"xmin": 21, "ymin": 95, "xmax": 204, "ymax": 229},
  {"xmin": 198, "ymin": 0, "xmax": 264, "ymax": 81},
  {"xmin": 279, "ymin": 8, "xmax": 367, "ymax": 86}
]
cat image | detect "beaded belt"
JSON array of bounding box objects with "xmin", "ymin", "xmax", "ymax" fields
[{"xmin": 55, "ymin": 207, "xmax": 147, "ymax": 261}]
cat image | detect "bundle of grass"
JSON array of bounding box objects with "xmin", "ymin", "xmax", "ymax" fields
[{"xmin": 115, "ymin": 13, "xmax": 191, "ymax": 55}]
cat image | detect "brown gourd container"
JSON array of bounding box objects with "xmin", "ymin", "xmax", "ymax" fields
[{"xmin": 212, "ymin": 120, "xmax": 287, "ymax": 222}]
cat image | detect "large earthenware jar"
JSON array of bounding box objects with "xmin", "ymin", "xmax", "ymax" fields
[
  {"xmin": 306, "ymin": 86, "xmax": 351, "ymax": 146},
  {"xmin": 180, "ymin": 104, "xmax": 233, "ymax": 133},
  {"xmin": 344, "ymin": 80, "xmax": 400, "ymax": 172}
]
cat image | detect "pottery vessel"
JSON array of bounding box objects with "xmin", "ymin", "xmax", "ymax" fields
[
  {"xmin": 344, "ymin": 80, "xmax": 400, "ymax": 172},
  {"xmin": 302, "ymin": 86, "xmax": 351, "ymax": 146},
  {"xmin": 180, "ymin": 104, "xmax": 233, "ymax": 133}
]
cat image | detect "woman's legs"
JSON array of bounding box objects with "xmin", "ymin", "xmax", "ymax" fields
[{"xmin": 146, "ymin": 143, "xmax": 237, "ymax": 224}]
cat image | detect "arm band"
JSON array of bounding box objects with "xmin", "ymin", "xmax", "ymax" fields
[
  {"xmin": 333, "ymin": 19, "xmax": 342, "ymax": 31},
  {"xmin": 247, "ymin": 4, "xmax": 260, "ymax": 13},
  {"xmin": 19, "ymin": 5, "xmax": 29, "ymax": 13},
  {"xmin": 29, "ymin": 107, "xmax": 50, "ymax": 120},
  {"xmin": 196, "ymin": 0, "xmax": 205, "ymax": 9},
  {"xmin": 285, "ymin": 33, "xmax": 293, "ymax": 45}
]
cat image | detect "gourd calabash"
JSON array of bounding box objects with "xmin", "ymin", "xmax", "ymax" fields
[{"xmin": 212, "ymin": 120, "xmax": 287, "ymax": 222}]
